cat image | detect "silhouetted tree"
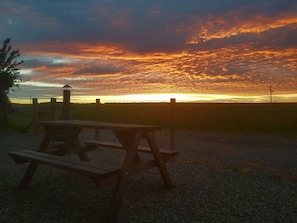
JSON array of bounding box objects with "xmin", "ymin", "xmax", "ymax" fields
[{"xmin": 0, "ymin": 38, "xmax": 23, "ymax": 126}]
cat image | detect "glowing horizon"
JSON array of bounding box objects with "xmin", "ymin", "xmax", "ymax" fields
[{"xmin": 9, "ymin": 92, "xmax": 297, "ymax": 105}]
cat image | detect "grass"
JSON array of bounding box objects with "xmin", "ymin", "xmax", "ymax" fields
[{"xmin": 6, "ymin": 102, "xmax": 297, "ymax": 136}]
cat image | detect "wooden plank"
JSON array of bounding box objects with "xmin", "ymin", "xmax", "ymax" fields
[
  {"xmin": 85, "ymin": 140, "xmax": 179, "ymax": 157},
  {"xmin": 137, "ymin": 145, "xmax": 178, "ymax": 156},
  {"xmin": 8, "ymin": 150, "xmax": 120, "ymax": 178},
  {"xmin": 85, "ymin": 140, "xmax": 122, "ymax": 149}
]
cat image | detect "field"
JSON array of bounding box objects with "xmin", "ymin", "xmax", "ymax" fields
[{"xmin": 7, "ymin": 102, "xmax": 297, "ymax": 136}]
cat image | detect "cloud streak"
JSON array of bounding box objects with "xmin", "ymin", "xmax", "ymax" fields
[{"xmin": 2, "ymin": 0, "xmax": 297, "ymax": 102}]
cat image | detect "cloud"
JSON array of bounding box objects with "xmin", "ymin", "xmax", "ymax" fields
[
  {"xmin": 3, "ymin": 0, "xmax": 296, "ymax": 52},
  {"xmin": 2, "ymin": 0, "xmax": 297, "ymax": 101},
  {"xmin": 21, "ymin": 56, "xmax": 74, "ymax": 69},
  {"xmin": 72, "ymin": 62, "xmax": 123, "ymax": 75}
]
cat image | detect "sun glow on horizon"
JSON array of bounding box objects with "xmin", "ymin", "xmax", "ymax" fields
[
  {"xmin": 66, "ymin": 93, "xmax": 281, "ymax": 103},
  {"xmin": 10, "ymin": 92, "xmax": 297, "ymax": 105}
]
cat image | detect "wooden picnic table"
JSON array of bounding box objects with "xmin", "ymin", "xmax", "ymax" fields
[{"xmin": 9, "ymin": 120, "xmax": 178, "ymax": 222}]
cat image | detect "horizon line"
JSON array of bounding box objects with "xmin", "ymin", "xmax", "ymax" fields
[{"xmin": 9, "ymin": 93, "xmax": 297, "ymax": 104}]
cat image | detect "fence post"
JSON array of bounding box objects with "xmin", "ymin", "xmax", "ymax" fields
[
  {"xmin": 170, "ymin": 98, "xmax": 176, "ymax": 150},
  {"xmin": 32, "ymin": 98, "xmax": 39, "ymax": 134},
  {"xmin": 95, "ymin": 98, "xmax": 101, "ymax": 139},
  {"xmin": 61, "ymin": 89, "xmax": 71, "ymax": 120},
  {"xmin": 50, "ymin": 98, "xmax": 57, "ymax": 120}
]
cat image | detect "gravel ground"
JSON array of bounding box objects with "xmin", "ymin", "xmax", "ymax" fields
[{"xmin": 1, "ymin": 129, "xmax": 297, "ymax": 223}]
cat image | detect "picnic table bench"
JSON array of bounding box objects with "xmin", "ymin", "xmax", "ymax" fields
[
  {"xmin": 85, "ymin": 140, "xmax": 178, "ymax": 157},
  {"xmin": 8, "ymin": 120, "xmax": 178, "ymax": 222}
]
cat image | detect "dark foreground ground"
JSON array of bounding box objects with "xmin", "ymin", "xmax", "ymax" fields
[{"xmin": 1, "ymin": 129, "xmax": 297, "ymax": 222}]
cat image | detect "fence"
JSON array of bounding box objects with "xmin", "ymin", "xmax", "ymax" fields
[{"xmin": 30, "ymin": 95, "xmax": 177, "ymax": 150}]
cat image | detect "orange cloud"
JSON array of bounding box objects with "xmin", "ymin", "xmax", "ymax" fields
[
  {"xmin": 17, "ymin": 25, "xmax": 297, "ymax": 99},
  {"xmin": 184, "ymin": 11, "xmax": 297, "ymax": 44}
]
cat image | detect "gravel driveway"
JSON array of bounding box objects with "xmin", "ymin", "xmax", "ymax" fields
[{"xmin": 1, "ymin": 129, "xmax": 297, "ymax": 222}]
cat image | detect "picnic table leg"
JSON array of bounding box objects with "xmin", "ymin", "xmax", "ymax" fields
[
  {"xmin": 58, "ymin": 127, "xmax": 82, "ymax": 155},
  {"xmin": 105, "ymin": 133, "xmax": 141, "ymax": 222},
  {"xmin": 146, "ymin": 132, "xmax": 175, "ymax": 188},
  {"xmin": 18, "ymin": 162, "xmax": 39, "ymax": 189},
  {"xmin": 113, "ymin": 131, "xmax": 142, "ymax": 163},
  {"xmin": 65, "ymin": 129, "xmax": 90, "ymax": 161},
  {"xmin": 18, "ymin": 131, "xmax": 55, "ymax": 189}
]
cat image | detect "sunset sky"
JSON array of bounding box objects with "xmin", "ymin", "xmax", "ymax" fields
[{"xmin": 1, "ymin": 0, "xmax": 297, "ymax": 103}]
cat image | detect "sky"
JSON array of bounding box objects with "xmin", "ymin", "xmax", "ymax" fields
[{"xmin": 1, "ymin": 0, "xmax": 297, "ymax": 103}]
